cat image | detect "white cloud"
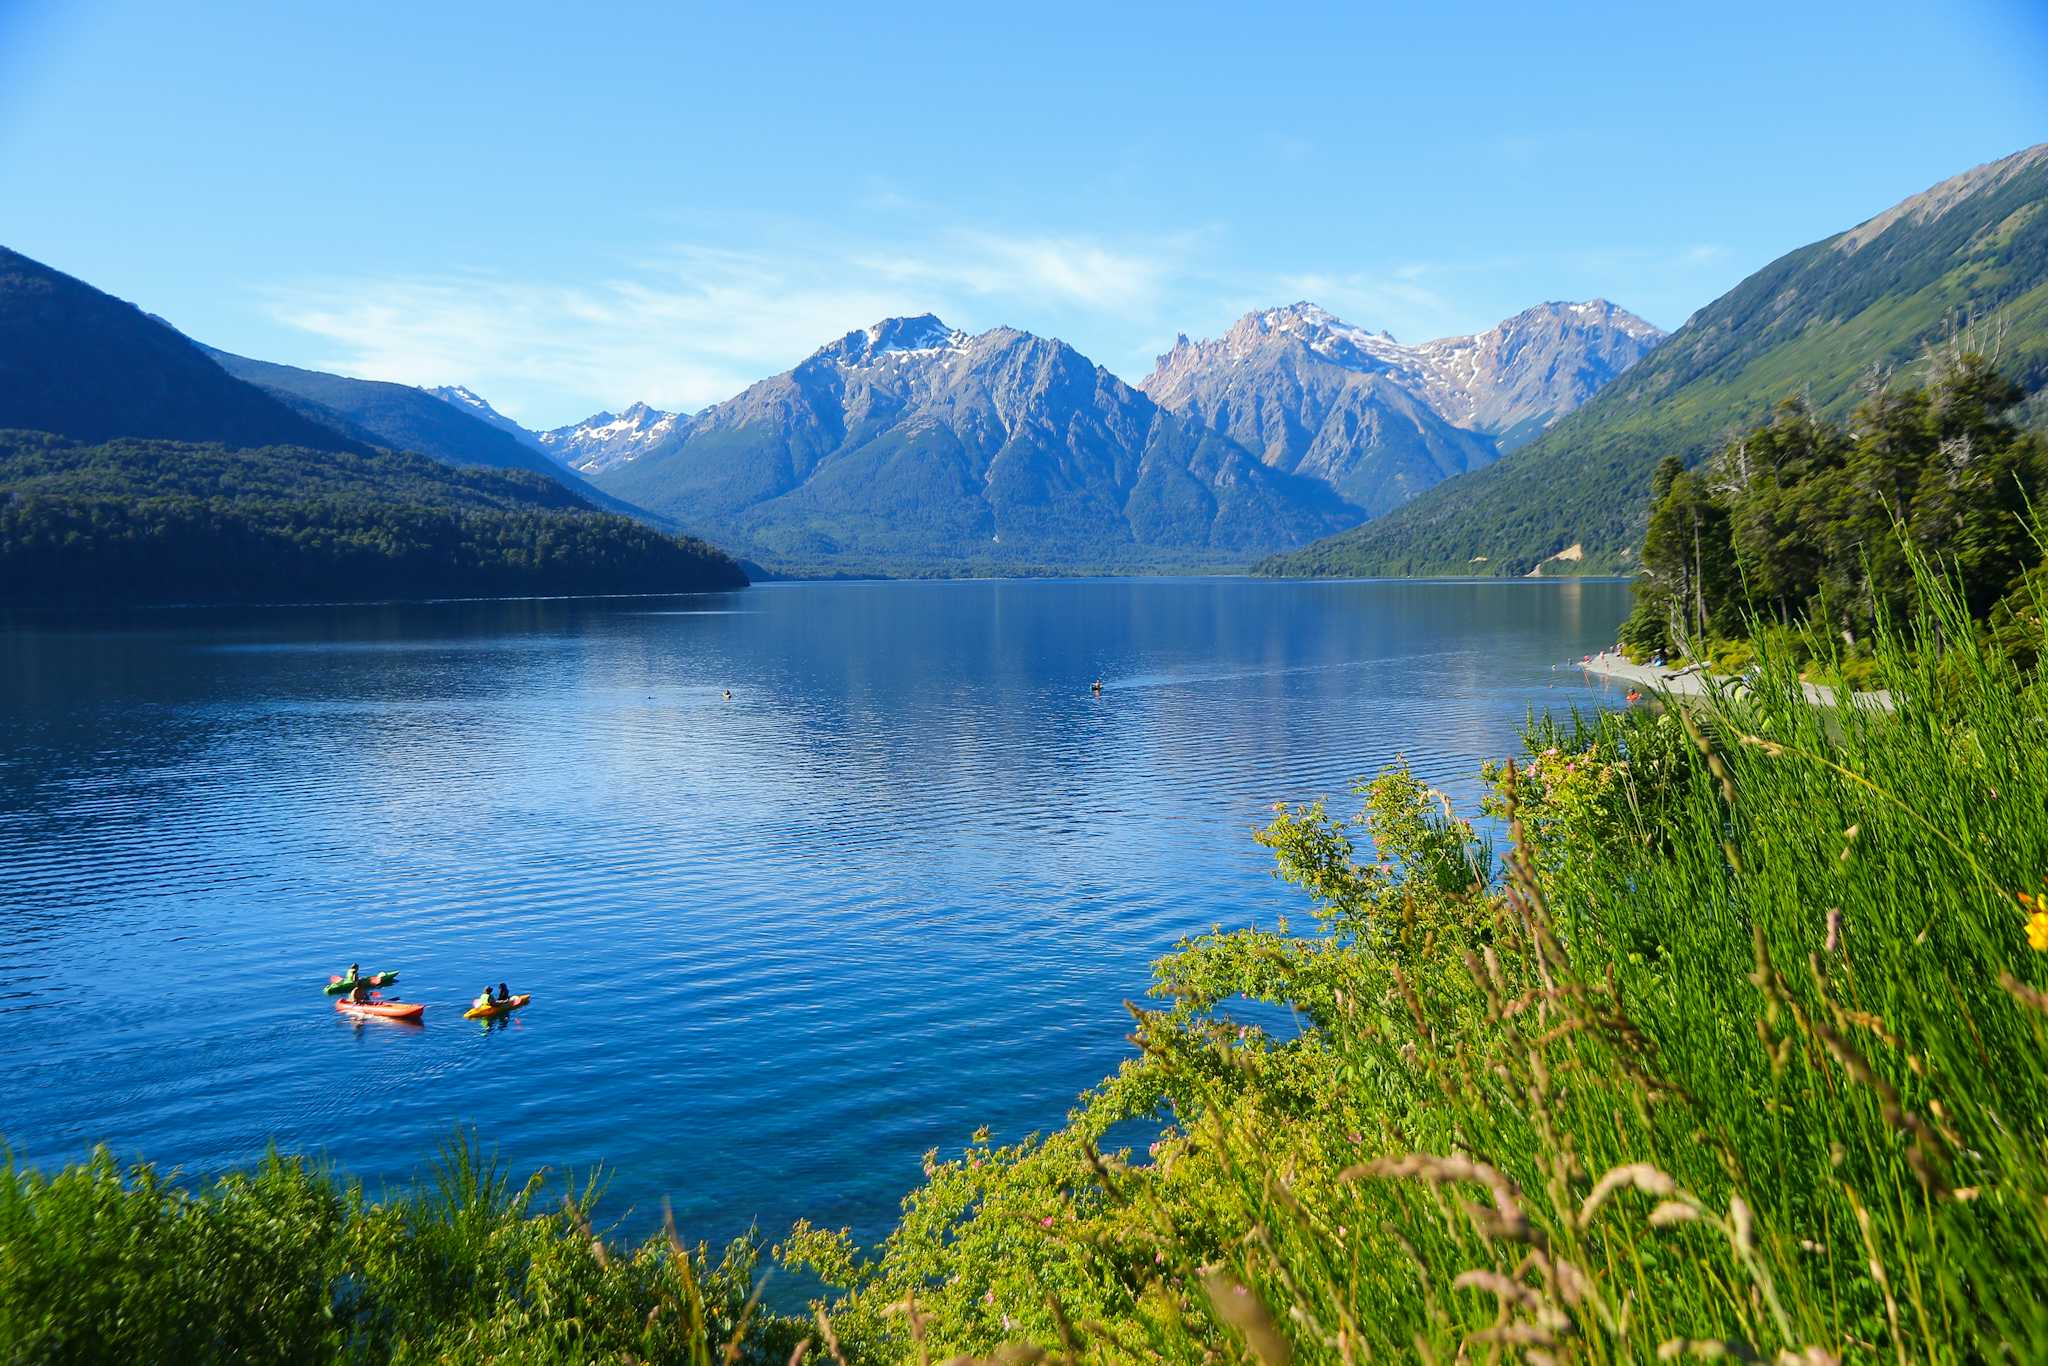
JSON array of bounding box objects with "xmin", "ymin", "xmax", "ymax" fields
[
  {"xmin": 264, "ymin": 252, "xmax": 915, "ymax": 423},
  {"xmin": 261, "ymin": 229, "xmax": 1184, "ymax": 425},
  {"xmin": 853, "ymin": 231, "xmax": 1166, "ymax": 311},
  {"xmin": 255, "ymin": 222, "xmax": 1734, "ymax": 426}
]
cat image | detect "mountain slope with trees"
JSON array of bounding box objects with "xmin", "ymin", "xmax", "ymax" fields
[
  {"xmin": 203, "ymin": 347, "xmax": 649, "ymax": 518},
  {"xmin": 1256, "ymin": 143, "xmax": 2048, "ymax": 578},
  {"xmin": 0, "ymin": 247, "xmax": 370, "ymax": 455},
  {"xmin": 1620, "ymin": 349, "xmax": 2045, "ymax": 668},
  {"xmin": 0, "ymin": 431, "xmax": 746, "ymax": 606}
]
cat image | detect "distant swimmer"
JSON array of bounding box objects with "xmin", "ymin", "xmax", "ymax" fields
[
  {"xmin": 1091, "ymin": 678, "xmax": 1103, "ymax": 695},
  {"xmin": 723, "ymin": 689, "xmax": 733, "ymax": 701}
]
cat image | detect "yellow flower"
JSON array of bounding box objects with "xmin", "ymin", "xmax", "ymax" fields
[{"xmin": 2023, "ymin": 884, "xmax": 2048, "ymax": 949}]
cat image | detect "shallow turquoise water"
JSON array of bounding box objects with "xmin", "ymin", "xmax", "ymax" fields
[{"xmin": 0, "ymin": 577, "xmax": 1630, "ymax": 1256}]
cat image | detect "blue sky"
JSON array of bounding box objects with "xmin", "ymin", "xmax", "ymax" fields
[{"xmin": 3, "ymin": 0, "xmax": 2044, "ymax": 426}]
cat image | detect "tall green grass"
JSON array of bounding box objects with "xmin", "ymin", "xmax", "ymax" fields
[{"xmin": 0, "ymin": 1137, "xmax": 794, "ymax": 1362}]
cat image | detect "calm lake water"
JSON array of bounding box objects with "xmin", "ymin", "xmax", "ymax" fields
[{"xmin": 0, "ymin": 577, "xmax": 1630, "ymax": 1257}]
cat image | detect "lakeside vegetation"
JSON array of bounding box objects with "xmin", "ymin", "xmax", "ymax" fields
[
  {"xmin": 1619, "ymin": 349, "xmax": 2046, "ymax": 685},
  {"xmin": 0, "ymin": 432, "xmax": 747, "ymax": 605},
  {"xmin": 11, "ymin": 543, "xmax": 2048, "ymax": 1361}
]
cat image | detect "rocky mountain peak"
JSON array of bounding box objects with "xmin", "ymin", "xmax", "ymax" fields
[
  {"xmin": 816, "ymin": 313, "xmax": 970, "ymax": 367},
  {"xmin": 534, "ymin": 401, "xmax": 689, "ymax": 475},
  {"xmin": 1141, "ymin": 297, "xmax": 1665, "ymax": 513}
]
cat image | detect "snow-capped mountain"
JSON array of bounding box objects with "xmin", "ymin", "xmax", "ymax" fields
[
  {"xmin": 1141, "ymin": 301, "xmax": 1663, "ymax": 515},
  {"xmin": 1405, "ymin": 300, "xmax": 1666, "ymax": 441},
  {"xmin": 537, "ymin": 402, "xmax": 691, "ymax": 474},
  {"xmin": 425, "ymin": 384, "xmax": 548, "ymax": 452},
  {"xmin": 584, "ymin": 313, "xmax": 1360, "ymax": 568}
]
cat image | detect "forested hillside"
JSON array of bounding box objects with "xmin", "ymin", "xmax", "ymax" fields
[
  {"xmin": 205, "ymin": 348, "xmax": 650, "ymax": 517},
  {"xmin": 0, "ymin": 432, "xmax": 745, "ymax": 606},
  {"xmin": 0, "ymin": 248, "xmax": 366, "ymax": 454}
]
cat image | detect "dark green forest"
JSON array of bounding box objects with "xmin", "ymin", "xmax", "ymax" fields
[
  {"xmin": 1620, "ymin": 350, "xmax": 2046, "ymax": 670},
  {"xmin": 0, "ymin": 432, "xmax": 746, "ymax": 606}
]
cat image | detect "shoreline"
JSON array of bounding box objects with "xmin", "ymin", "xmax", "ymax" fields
[{"xmin": 1577, "ymin": 649, "xmax": 1894, "ymax": 710}]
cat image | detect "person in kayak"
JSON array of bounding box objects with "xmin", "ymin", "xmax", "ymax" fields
[
  {"xmin": 473, "ymin": 986, "xmax": 495, "ymax": 1013},
  {"xmin": 496, "ymin": 982, "xmax": 511, "ymax": 1003},
  {"xmin": 342, "ymin": 963, "xmax": 370, "ymax": 1003}
]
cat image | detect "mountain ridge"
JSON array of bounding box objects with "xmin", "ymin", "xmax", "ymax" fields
[
  {"xmin": 1256, "ymin": 143, "xmax": 2048, "ymax": 579},
  {"xmin": 1139, "ymin": 299, "xmax": 1661, "ymax": 516},
  {"xmin": 585, "ymin": 316, "xmax": 1364, "ymax": 570}
]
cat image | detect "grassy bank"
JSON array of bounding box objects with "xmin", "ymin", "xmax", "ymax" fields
[
  {"xmin": 0, "ymin": 1140, "xmax": 795, "ymax": 1363},
  {"xmin": 9, "ymin": 562, "xmax": 2048, "ymax": 1362}
]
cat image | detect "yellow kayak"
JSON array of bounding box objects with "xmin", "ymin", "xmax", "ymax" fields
[{"xmin": 463, "ymin": 993, "xmax": 530, "ymax": 1020}]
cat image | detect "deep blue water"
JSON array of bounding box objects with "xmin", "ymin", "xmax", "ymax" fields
[{"xmin": 0, "ymin": 577, "xmax": 1630, "ymax": 1258}]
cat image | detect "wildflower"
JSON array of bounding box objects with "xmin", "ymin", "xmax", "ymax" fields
[
  {"xmin": 2022, "ymin": 885, "xmax": 2048, "ymax": 951},
  {"xmin": 1041, "ymin": 1215, "xmax": 1055, "ymax": 1228}
]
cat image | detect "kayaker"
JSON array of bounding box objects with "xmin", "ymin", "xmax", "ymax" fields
[
  {"xmin": 343, "ymin": 963, "xmax": 370, "ymax": 1003},
  {"xmin": 473, "ymin": 986, "xmax": 495, "ymax": 1013},
  {"xmin": 496, "ymin": 982, "xmax": 511, "ymax": 1003}
]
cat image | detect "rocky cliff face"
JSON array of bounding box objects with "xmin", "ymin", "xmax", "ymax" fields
[
  {"xmin": 589, "ymin": 315, "xmax": 1361, "ymax": 568},
  {"xmin": 1411, "ymin": 300, "xmax": 1665, "ymax": 445},
  {"xmin": 1141, "ymin": 300, "xmax": 1662, "ymax": 515}
]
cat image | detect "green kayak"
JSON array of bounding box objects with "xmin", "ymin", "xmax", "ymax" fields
[{"xmin": 325, "ymin": 971, "xmax": 398, "ymax": 995}]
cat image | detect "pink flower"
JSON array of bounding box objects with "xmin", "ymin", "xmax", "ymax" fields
[{"xmin": 1041, "ymin": 1215, "xmax": 1055, "ymax": 1227}]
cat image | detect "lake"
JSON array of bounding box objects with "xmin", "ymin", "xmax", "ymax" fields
[{"xmin": 0, "ymin": 577, "xmax": 1630, "ymax": 1259}]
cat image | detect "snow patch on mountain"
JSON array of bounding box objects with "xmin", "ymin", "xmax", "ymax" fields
[
  {"xmin": 425, "ymin": 384, "xmax": 548, "ymax": 451},
  {"xmin": 537, "ymin": 401, "xmax": 691, "ymax": 474},
  {"xmin": 1147, "ymin": 299, "xmax": 1664, "ymax": 439}
]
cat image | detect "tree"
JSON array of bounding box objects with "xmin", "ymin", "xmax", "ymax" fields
[
  {"xmin": 1625, "ymin": 459, "xmax": 1739, "ymax": 657},
  {"xmin": 1619, "ymin": 458, "xmax": 1687, "ymax": 655},
  {"xmin": 1721, "ymin": 400, "xmax": 1850, "ymax": 623}
]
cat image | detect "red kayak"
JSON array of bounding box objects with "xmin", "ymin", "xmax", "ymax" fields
[{"xmin": 335, "ymin": 996, "xmax": 425, "ymax": 1021}]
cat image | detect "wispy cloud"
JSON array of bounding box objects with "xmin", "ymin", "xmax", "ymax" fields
[
  {"xmin": 261, "ymin": 228, "xmax": 1188, "ymax": 424},
  {"xmin": 258, "ymin": 220, "xmax": 1735, "ymax": 426},
  {"xmin": 855, "ymin": 232, "xmax": 1168, "ymax": 312},
  {"xmin": 265, "ymin": 252, "xmax": 915, "ymax": 422}
]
